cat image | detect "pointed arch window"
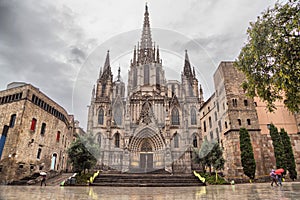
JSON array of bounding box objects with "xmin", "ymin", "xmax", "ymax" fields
[
  {"xmin": 98, "ymin": 108, "xmax": 104, "ymax": 125},
  {"xmin": 193, "ymin": 134, "xmax": 198, "ymax": 147},
  {"xmin": 171, "ymin": 108, "xmax": 180, "ymax": 125},
  {"xmin": 101, "ymin": 83, "xmax": 106, "ymax": 97},
  {"xmin": 115, "ymin": 132, "xmax": 120, "ymax": 148},
  {"xmin": 173, "ymin": 132, "xmax": 179, "ymax": 148},
  {"xmin": 191, "ymin": 108, "xmax": 196, "ymax": 125},
  {"xmin": 144, "ymin": 65, "xmax": 149, "ymax": 85}
]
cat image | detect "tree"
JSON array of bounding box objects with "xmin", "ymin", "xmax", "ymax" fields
[
  {"xmin": 239, "ymin": 128, "xmax": 256, "ymax": 180},
  {"xmin": 210, "ymin": 143, "xmax": 225, "ymax": 181},
  {"xmin": 280, "ymin": 128, "xmax": 297, "ymax": 180},
  {"xmin": 193, "ymin": 139, "xmax": 225, "ymax": 175},
  {"xmin": 234, "ymin": 1, "xmax": 300, "ymax": 113},
  {"xmin": 269, "ymin": 124, "xmax": 286, "ymax": 170},
  {"xmin": 67, "ymin": 138, "xmax": 97, "ymax": 174}
]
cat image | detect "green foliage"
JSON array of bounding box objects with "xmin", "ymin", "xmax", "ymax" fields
[
  {"xmin": 239, "ymin": 128, "xmax": 256, "ymax": 179},
  {"xmin": 67, "ymin": 137, "xmax": 97, "ymax": 174},
  {"xmin": 269, "ymin": 124, "xmax": 286, "ymax": 170},
  {"xmin": 193, "ymin": 139, "xmax": 225, "ymax": 173},
  {"xmin": 280, "ymin": 128, "xmax": 297, "ymax": 180},
  {"xmin": 75, "ymin": 173, "xmax": 93, "ymax": 184},
  {"xmin": 234, "ymin": 1, "xmax": 300, "ymax": 113},
  {"xmin": 201, "ymin": 173, "xmax": 228, "ymax": 185}
]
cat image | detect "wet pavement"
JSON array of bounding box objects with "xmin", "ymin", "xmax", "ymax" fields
[{"xmin": 0, "ymin": 182, "xmax": 300, "ymax": 200}]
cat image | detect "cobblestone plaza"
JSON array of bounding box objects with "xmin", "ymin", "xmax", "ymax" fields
[{"xmin": 1, "ymin": 182, "xmax": 300, "ymax": 200}]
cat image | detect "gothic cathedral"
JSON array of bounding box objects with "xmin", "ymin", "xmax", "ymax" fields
[{"xmin": 87, "ymin": 5, "xmax": 204, "ymax": 173}]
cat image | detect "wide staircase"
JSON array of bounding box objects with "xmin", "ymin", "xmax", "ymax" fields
[{"xmin": 91, "ymin": 171, "xmax": 205, "ymax": 187}]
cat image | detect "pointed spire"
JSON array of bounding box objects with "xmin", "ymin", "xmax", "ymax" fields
[
  {"xmin": 99, "ymin": 50, "xmax": 112, "ymax": 81},
  {"xmin": 183, "ymin": 50, "xmax": 193, "ymax": 78},
  {"xmin": 140, "ymin": 3, "xmax": 153, "ymax": 50},
  {"xmin": 117, "ymin": 66, "xmax": 121, "ymax": 81},
  {"xmin": 103, "ymin": 50, "xmax": 110, "ymax": 71}
]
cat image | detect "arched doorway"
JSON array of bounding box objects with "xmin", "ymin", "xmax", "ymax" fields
[
  {"xmin": 140, "ymin": 139, "xmax": 153, "ymax": 172},
  {"xmin": 51, "ymin": 153, "xmax": 57, "ymax": 170}
]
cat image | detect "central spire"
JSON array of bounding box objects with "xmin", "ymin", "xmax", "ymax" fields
[
  {"xmin": 131, "ymin": 4, "xmax": 161, "ymax": 66},
  {"xmin": 140, "ymin": 3, "xmax": 153, "ymax": 50}
]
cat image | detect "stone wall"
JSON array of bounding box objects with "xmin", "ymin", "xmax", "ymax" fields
[{"xmin": 0, "ymin": 84, "xmax": 74, "ymax": 184}]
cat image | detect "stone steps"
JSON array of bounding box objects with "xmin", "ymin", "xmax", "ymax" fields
[{"xmin": 91, "ymin": 173, "xmax": 205, "ymax": 187}]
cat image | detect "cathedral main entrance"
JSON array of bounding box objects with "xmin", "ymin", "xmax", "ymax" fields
[{"xmin": 140, "ymin": 139, "xmax": 153, "ymax": 172}]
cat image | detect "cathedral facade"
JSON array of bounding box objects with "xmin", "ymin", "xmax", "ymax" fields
[
  {"xmin": 87, "ymin": 5, "xmax": 203, "ymax": 173},
  {"xmin": 87, "ymin": 5, "xmax": 300, "ymax": 178}
]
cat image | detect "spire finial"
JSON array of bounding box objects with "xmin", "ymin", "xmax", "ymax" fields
[
  {"xmin": 117, "ymin": 65, "xmax": 121, "ymax": 81},
  {"xmin": 140, "ymin": 3, "xmax": 152, "ymax": 50}
]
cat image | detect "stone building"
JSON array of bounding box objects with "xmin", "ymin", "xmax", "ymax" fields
[
  {"xmin": 87, "ymin": 5, "xmax": 203, "ymax": 173},
  {"xmin": 0, "ymin": 82, "xmax": 75, "ymax": 183},
  {"xmin": 202, "ymin": 61, "xmax": 300, "ymax": 179}
]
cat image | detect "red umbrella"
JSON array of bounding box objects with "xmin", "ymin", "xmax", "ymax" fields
[{"xmin": 275, "ymin": 168, "xmax": 284, "ymax": 174}]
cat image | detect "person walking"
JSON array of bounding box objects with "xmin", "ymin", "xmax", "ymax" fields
[
  {"xmin": 270, "ymin": 169, "xmax": 278, "ymax": 187},
  {"xmin": 40, "ymin": 174, "xmax": 47, "ymax": 186},
  {"xmin": 276, "ymin": 172, "xmax": 283, "ymax": 186}
]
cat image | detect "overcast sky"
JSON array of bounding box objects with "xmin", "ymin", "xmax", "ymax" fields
[{"xmin": 0, "ymin": 0, "xmax": 281, "ymax": 131}]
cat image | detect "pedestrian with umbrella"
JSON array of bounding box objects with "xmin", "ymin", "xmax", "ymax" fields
[
  {"xmin": 40, "ymin": 172, "xmax": 47, "ymax": 186},
  {"xmin": 275, "ymin": 168, "xmax": 284, "ymax": 186}
]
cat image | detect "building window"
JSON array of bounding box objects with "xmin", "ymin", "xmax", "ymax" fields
[
  {"xmin": 113, "ymin": 104, "xmax": 122, "ymax": 126},
  {"xmin": 30, "ymin": 118, "xmax": 37, "ymax": 131},
  {"xmin": 171, "ymin": 84, "xmax": 175, "ymax": 96},
  {"xmin": 254, "ymin": 102, "xmax": 257, "ymax": 107},
  {"xmin": 244, "ymin": 100, "xmax": 248, "ymax": 106},
  {"xmin": 40, "ymin": 123, "xmax": 46, "ymax": 135},
  {"xmin": 171, "ymin": 108, "xmax": 180, "ymax": 125},
  {"xmin": 214, "ymin": 112, "xmax": 217, "ymax": 121},
  {"xmin": 238, "ymin": 119, "xmax": 242, "ymax": 126},
  {"xmin": 209, "ymin": 117, "xmax": 212, "ymax": 128},
  {"xmin": 203, "ymin": 121, "xmax": 206, "ymax": 132},
  {"xmin": 210, "ymin": 131, "xmax": 213, "ymax": 140},
  {"xmin": 144, "ymin": 65, "xmax": 149, "ymax": 85},
  {"xmin": 101, "ymin": 83, "xmax": 106, "ymax": 97},
  {"xmin": 56, "ymin": 131, "xmax": 60, "ymax": 142},
  {"xmin": 98, "ymin": 108, "xmax": 104, "ymax": 125},
  {"xmin": 115, "ymin": 132, "xmax": 120, "ymax": 148},
  {"xmin": 232, "ymin": 99, "xmax": 237, "ymax": 107},
  {"xmin": 191, "ymin": 108, "xmax": 196, "ymax": 125},
  {"xmin": 37, "ymin": 148, "xmax": 42, "ymax": 159},
  {"xmin": 97, "ymin": 133, "xmax": 101, "ymax": 147},
  {"xmin": 218, "ymin": 120, "xmax": 222, "ymax": 132},
  {"xmin": 9, "ymin": 114, "xmax": 16, "ymax": 128},
  {"xmin": 174, "ymin": 133, "xmax": 179, "ymax": 148},
  {"xmin": 225, "ymin": 121, "xmax": 228, "ymax": 129},
  {"xmin": 156, "ymin": 67, "xmax": 160, "ymax": 85},
  {"xmin": 217, "ymin": 102, "xmax": 219, "ymax": 112},
  {"xmin": 247, "ymin": 119, "xmax": 251, "ymax": 125},
  {"xmin": 193, "ymin": 134, "xmax": 197, "ymax": 148}
]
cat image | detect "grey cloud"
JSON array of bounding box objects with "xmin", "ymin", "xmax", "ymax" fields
[{"xmin": 0, "ymin": 0, "xmax": 91, "ymax": 115}]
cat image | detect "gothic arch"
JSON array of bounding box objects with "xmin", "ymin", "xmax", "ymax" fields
[
  {"xmin": 98, "ymin": 108, "xmax": 104, "ymax": 125},
  {"xmin": 171, "ymin": 107, "xmax": 180, "ymax": 125},
  {"xmin": 128, "ymin": 127, "xmax": 165, "ymax": 152}
]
